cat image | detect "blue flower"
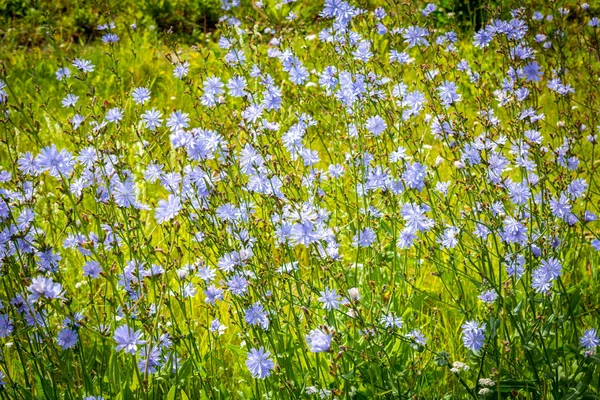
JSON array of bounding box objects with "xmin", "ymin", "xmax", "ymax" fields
[
  {"xmin": 438, "ymin": 226, "xmax": 460, "ymax": 249},
  {"xmin": 365, "ymin": 115, "xmax": 386, "ymax": 136},
  {"xmin": 155, "ymin": 194, "xmax": 182, "ymax": 224},
  {"xmin": 353, "ymin": 40, "xmax": 373, "ymax": 62},
  {"xmin": 306, "ymin": 328, "xmax": 332, "ymax": 353},
  {"xmin": 246, "ymin": 347, "xmax": 275, "ymax": 379},
  {"xmin": 62, "ymin": 94, "xmax": 79, "ymax": 108},
  {"xmin": 105, "ymin": 107, "xmax": 124, "ymax": 124},
  {"xmin": 173, "ymin": 61, "xmax": 189, "ymax": 79},
  {"xmin": 57, "ymin": 328, "xmax": 78, "ymax": 350},
  {"xmin": 27, "ymin": 276, "xmax": 64, "ymax": 302},
  {"xmin": 102, "ymin": 33, "xmax": 119, "ymax": 44},
  {"xmin": 56, "ymin": 67, "xmax": 71, "ymax": 80},
  {"xmin": 580, "ymin": 329, "xmax": 599, "ymax": 350},
  {"xmin": 137, "ymin": 345, "xmax": 162, "ymax": 374},
  {"xmin": 500, "ymin": 216, "xmax": 528, "ymax": 245},
  {"xmin": 72, "ymin": 58, "xmax": 94, "ymax": 72},
  {"xmin": 141, "ymin": 109, "xmax": 162, "ymax": 130},
  {"xmin": 245, "ymin": 302, "xmax": 269, "ymax": 329},
  {"xmin": 523, "ymin": 61, "xmax": 543, "ymax": 82},
  {"xmin": 401, "ymin": 203, "xmax": 433, "ymax": 234},
  {"xmin": 408, "ymin": 329, "xmax": 427, "ymax": 345},
  {"xmin": 204, "ymin": 285, "xmax": 224, "ymax": 305},
  {"xmin": 380, "ymin": 313, "xmax": 403, "ymax": 329},
  {"xmin": 227, "ymin": 76, "xmax": 247, "ymax": 98},
  {"xmin": 113, "ymin": 325, "xmax": 145, "ymax": 355},
  {"xmin": 131, "ymin": 87, "xmax": 151, "ymax": 105},
  {"xmin": 318, "ymin": 287, "xmax": 341, "ymax": 310},
  {"xmin": 35, "ymin": 145, "xmax": 75, "ymax": 178},
  {"xmin": 531, "ymin": 268, "xmax": 553, "ymax": 293},
  {"xmin": 403, "ymin": 162, "xmax": 427, "ymax": 191},
  {"xmin": 353, "ymin": 227, "xmax": 376, "ymax": 247},
  {"xmin": 403, "ymin": 26, "xmax": 429, "ymax": 48},
  {"xmin": 226, "ymin": 274, "xmax": 248, "ymax": 296},
  {"xmin": 0, "ymin": 314, "xmax": 13, "ymax": 338},
  {"xmin": 478, "ymin": 290, "xmax": 498, "ymax": 303},
  {"xmin": 462, "ymin": 321, "xmax": 486, "ymax": 351},
  {"xmin": 473, "ymin": 28, "xmax": 493, "ymax": 48},
  {"xmin": 437, "ymin": 81, "xmax": 461, "ymax": 107}
]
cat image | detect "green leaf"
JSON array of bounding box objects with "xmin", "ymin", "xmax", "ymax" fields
[{"xmin": 166, "ymin": 386, "xmax": 176, "ymax": 400}]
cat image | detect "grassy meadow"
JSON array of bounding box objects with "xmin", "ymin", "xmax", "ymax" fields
[{"xmin": 1, "ymin": 0, "xmax": 600, "ymax": 399}]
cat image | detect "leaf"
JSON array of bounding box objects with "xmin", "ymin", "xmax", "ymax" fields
[
  {"xmin": 166, "ymin": 386, "xmax": 176, "ymax": 400},
  {"xmin": 494, "ymin": 379, "xmax": 539, "ymax": 394},
  {"xmin": 178, "ymin": 358, "xmax": 194, "ymax": 381},
  {"xmin": 512, "ymin": 299, "xmax": 523, "ymax": 316}
]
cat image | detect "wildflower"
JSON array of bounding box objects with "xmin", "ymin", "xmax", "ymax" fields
[
  {"xmin": 246, "ymin": 347, "xmax": 275, "ymax": 379},
  {"xmin": 57, "ymin": 328, "xmax": 78, "ymax": 349},
  {"xmin": 227, "ymin": 76, "xmax": 247, "ymax": 97},
  {"xmin": 365, "ymin": 115, "xmax": 387, "ymax": 136},
  {"xmin": 56, "ymin": 67, "xmax": 71, "ymax": 80},
  {"xmin": 479, "ymin": 378, "xmax": 495, "ymax": 387},
  {"xmin": 540, "ymin": 258, "xmax": 562, "ymax": 279},
  {"xmin": 347, "ymin": 288, "xmax": 360, "ymax": 302},
  {"xmin": 353, "ymin": 40, "xmax": 373, "ymax": 62},
  {"xmin": 401, "ymin": 203, "xmax": 434, "ymax": 232},
  {"xmin": 462, "ymin": 320, "xmax": 486, "ymax": 351},
  {"xmin": 500, "ymin": 216, "xmax": 528, "ymax": 245},
  {"xmin": 306, "ymin": 328, "xmax": 332, "ymax": 353},
  {"xmin": 380, "ymin": 313, "xmax": 403, "ymax": 329},
  {"xmin": 403, "ymin": 162, "xmax": 427, "ymax": 191},
  {"xmin": 353, "ymin": 227, "xmax": 376, "ymax": 247},
  {"xmin": 450, "ymin": 361, "xmax": 469, "ymax": 374},
  {"xmin": 83, "ymin": 260, "xmax": 102, "ymax": 279},
  {"xmin": 35, "ymin": 145, "xmax": 75, "ymax": 178},
  {"xmin": 531, "ymin": 268, "xmax": 553, "ymax": 293},
  {"xmin": 403, "ymin": 26, "xmax": 429, "ymax": 47},
  {"xmin": 166, "ymin": 111, "xmax": 189, "ymax": 131},
  {"xmin": 131, "ymin": 87, "xmax": 151, "ymax": 104},
  {"xmin": 113, "ymin": 325, "xmax": 145, "ymax": 355},
  {"xmin": 102, "ymin": 33, "xmax": 119, "ymax": 44},
  {"xmin": 155, "ymin": 194, "xmax": 182, "ymax": 224},
  {"xmin": 226, "ymin": 274, "xmax": 248, "ymax": 296},
  {"xmin": 505, "ymin": 254, "xmax": 525, "ymax": 278},
  {"xmin": 478, "ymin": 289, "xmax": 498, "ymax": 303},
  {"xmin": 137, "ymin": 346, "xmax": 161, "ymax": 374},
  {"xmin": 580, "ymin": 329, "xmax": 599, "ymax": 351},
  {"xmin": 62, "ymin": 94, "xmax": 78, "ymax": 108},
  {"xmin": 438, "ymin": 226, "xmax": 460, "ymax": 249},
  {"xmin": 27, "ymin": 276, "xmax": 64, "ymax": 302},
  {"xmin": 71, "ymin": 114, "xmax": 85, "ymax": 130},
  {"xmin": 72, "ymin": 58, "xmax": 94, "ymax": 72},
  {"xmin": 390, "ymin": 50, "xmax": 412, "ymax": 64},
  {"xmin": 245, "ymin": 303, "xmax": 269, "ymax": 329},
  {"xmin": 105, "ymin": 107, "xmax": 124, "ymax": 124},
  {"xmin": 408, "ymin": 329, "xmax": 427, "ymax": 346},
  {"xmin": 204, "ymin": 286, "xmax": 224, "ymax": 305},
  {"xmin": 473, "ymin": 29, "xmax": 493, "ymax": 48},
  {"xmin": 173, "ymin": 62, "xmax": 189, "ymax": 79},
  {"xmin": 318, "ymin": 287, "xmax": 341, "ymax": 310},
  {"xmin": 141, "ymin": 109, "xmax": 163, "ymax": 130},
  {"xmin": 210, "ymin": 319, "xmax": 227, "ymax": 335},
  {"xmin": 0, "ymin": 314, "xmax": 13, "ymax": 338},
  {"xmin": 437, "ymin": 81, "xmax": 461, "ymax": 107},
  {"xmin": 422, "ymin": 3, "xmax": 436, "ymax": 16},
  {"xmin": 523, "ymin": 62, "xmax": 543, "ymax": 82}
]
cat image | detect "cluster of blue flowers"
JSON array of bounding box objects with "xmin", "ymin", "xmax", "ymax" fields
[{"xmin": 1, "ymin": 0, "xmax": 600, "ymax": 397}]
